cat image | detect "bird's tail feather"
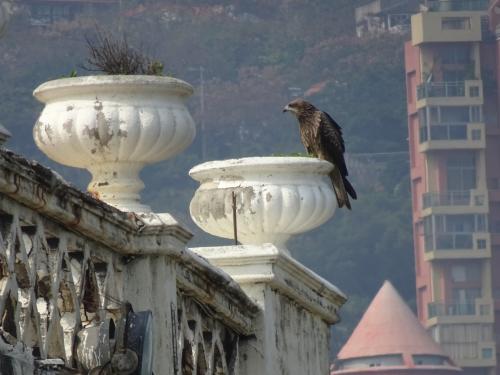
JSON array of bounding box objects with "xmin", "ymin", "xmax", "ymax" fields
[
  {"xmin": 344, "ymin": 177, "xmax": 357, "ymax": 200},
  {"xmin": 329, "ymin": 169, "xmax": 351, "ymax": 210}
]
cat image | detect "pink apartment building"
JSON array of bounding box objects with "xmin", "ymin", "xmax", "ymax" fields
[{"xmin": 405, "ymin": 0, "xmax": 500, "ymax": 373}]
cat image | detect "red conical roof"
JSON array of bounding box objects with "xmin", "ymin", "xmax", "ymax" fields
[
  {"xmin": 338, "ymin": 281, "xmax": 446, "ymax": 359},
  {"xmin": 333, "ymin": 281, "xmax": 461, "ymax": 374}
]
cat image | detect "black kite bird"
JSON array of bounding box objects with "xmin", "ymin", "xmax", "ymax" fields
[{"xmin": 283, "ymin": 99, "xmax": 357, "ymax": 209}]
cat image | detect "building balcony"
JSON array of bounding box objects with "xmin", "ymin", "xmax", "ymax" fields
[
  {"xmin": 424, "ymin": 232, "xmax": 491, "ymax": 261},
  {"xmin": 422, "ymin": 190, "xmax": 488, "ymax": 215},
  {"xmin": 417, "ymin": 81, "xmax": 482, "ymax": 100},
  {"xmin": 442, "ymin": 339, "xmax": 497, "ymax": 369},
  {"xmin": 411, "ymin": 11, "xmax": 484, "ymax": 45},
  {"xmin": 418, "ymin": 122, "xmax": 485, "ymax": 152},
  {"xmin": 416, "ymin": 81, "xmax": 483, "ymax": 109},
  {"xmin": 428, "ymin": 299, "xmax": 494, "ymax": 325},
  {"xmin": 425, "ymin": 0, "xmax": 490, "ymax": 12},
  {"xmin": 431, "ymin": 316, "xmax": 497, "ymax": 368},
  {"xmin": 455, "ymin": 351, "xmax": 497, "ymax": 369}
]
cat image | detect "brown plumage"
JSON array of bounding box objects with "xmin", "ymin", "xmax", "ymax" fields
[{"xmin": 283, "ymin": 98, "xmax": 357, "ymax": 209}]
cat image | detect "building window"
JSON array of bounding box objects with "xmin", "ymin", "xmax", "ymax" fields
[
  {"xmin": 443, "ymin": 69, "xmax": 467, "ymax": 82},
  {"xmin": 439, "ymin": 214, "xmax": 475, "ymax": 232},
  {"xmin": 428, "ymin": 214, "xmax": 487, "ymax": 250},
  {"xmin": 442, "ymin": 17, "xmax": 471, "ymax": 30},
  {"xmin": 413, "ymin": 355, "xmax": 447, "ymax": 366},
  {"xmin": 440, "ymin": 45, "xmax": 471, "ymax": 65},
  {"xmin": 423, "ymin": 216, "xmax": 434, "ymax": 251},
  {"xmin": 470, "ymin": 106, "xmax": 483, "ymax": 122},
  {"xmin": 337, "ymin": 355, "xmax": 404, "ymax": 370},
  {"xmin": 477, "ymin": 239, "xmax": 486, "ymax": 249},
  {"xmin": 426, "ymin": 106, "xmax": 482, "ymax": 124},
  {"xmin": 451, "ymin": 266, "xmax": 467, "ymax": 282},
  {"xmin": 482, "ymin": 348, "xmax": 493, "ymax": 359},
  {"xmin": 469, "ymin": 86, "xmax": 480, "ymax": 97},
  {"xmin": 430, "ymin": 106, "xmax": 439, "ymax": 123},
  {"xmin": 441, "ymin": 106, "xmax": 469, "ymax": 123},
  {"xmin": 452, "ymin": 265, "xmax": 481, "ymax": 284},
  {"xmin": 446, "ymin": 152, "xmax": 476, "ymax": 191},
  {"xmin": 476, "ymin": 214, "xmax": 487, "ymax": 231},
  {"xmin": 418, "ymin": 109, "xmax": 428, "ymax": 143},
  {"xmin": 471, "ymin": 129, "xmax": 481, "ymax": 140},
  {"xmin": 449, "ymin": 287, "xmax": 480, "ymax": 315},
  {"xmin": 419, "ymin": 122, "xmax": 428, "ymax": 143}
]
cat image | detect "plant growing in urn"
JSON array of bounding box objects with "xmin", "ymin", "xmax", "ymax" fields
[{"xmin": 33, "ymin": 32, "xmax": 196, "ymax": 212}]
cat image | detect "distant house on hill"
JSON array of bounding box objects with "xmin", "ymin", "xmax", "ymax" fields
[
  {"xmin": 355, "ymin": 0, "xmax": 420, "ymax": 37},
  {"xmin": 18, "ymin": 0, "xmax": 119, "ymax": 26}
]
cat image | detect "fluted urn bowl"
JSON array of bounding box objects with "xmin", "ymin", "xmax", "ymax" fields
[
  {"xmin": 189, "ymin": 157, "xmax": 336, "ymax": 249},
  {"xmin": 33, "ymin": 75, "xmax": 195, "ymax": 212}
]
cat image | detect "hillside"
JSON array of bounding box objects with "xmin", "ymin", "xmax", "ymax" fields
[{"xmin": 0, "ymin": 0, "xmax": 414, "ymax": 356}]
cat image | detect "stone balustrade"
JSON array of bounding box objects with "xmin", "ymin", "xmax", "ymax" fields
[{"xmin": 0, "ymin": 149, "xmax": 258, "ymax": 374}]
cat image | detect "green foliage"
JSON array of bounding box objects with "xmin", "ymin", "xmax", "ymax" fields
[
  {"xmin": 148, "ymin": 61, "xmax": 164, "ymax": 76},
  {"xmin": 0, "ymin": 0, "xmax": 414, "ymax": 358},
  {"xmin": 293, "ymin": 189, "xmax": 414, "ymax": 354},
  {"xmin": 61, "ymin": 69, "xmax": 78, "ymax": 78},
  {"xmin": 270, "ymin": 152, "xmax": 312, "ymax": 157}
]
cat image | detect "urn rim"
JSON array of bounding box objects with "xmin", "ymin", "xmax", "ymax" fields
[
  {"xmin": 33, "ymin": 75, "xmax": 194, "ymax": 103},
  {"xmin": 189, "ymin": 156, "xmax": 333, "ymax": 182}
]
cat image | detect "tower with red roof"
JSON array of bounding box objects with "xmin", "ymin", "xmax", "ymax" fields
[{"xmin": 332, "ymin": 281, "xmax": 462, "ymax": 374}]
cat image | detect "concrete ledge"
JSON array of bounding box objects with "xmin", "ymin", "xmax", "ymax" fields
[
  {"xmin": 191, "ymin": 244, "xmax": 347, "ymax": 324},
  {"xmin": 0, "ymin": 149, "xmax": 192, "ymax": 255},
  {"xmin": 175, "ymin": 247, "xmax": 260, "ymax": 335}
]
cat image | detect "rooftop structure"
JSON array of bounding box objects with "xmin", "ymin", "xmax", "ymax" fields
[
  {"xmin": 332, "ymin": 281, "xmax": 461, "ymax": 374},
  {"xmin": 355, "ymin": 0, "xmax": 420, "ymax": 37},
  {"xmin": 17, "ymin": 0, "xmax": 119, "ymax": 26}
]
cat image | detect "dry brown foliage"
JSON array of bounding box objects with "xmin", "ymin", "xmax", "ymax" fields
[{"xmin": 82, "ymin": 30, "xmax": 163, "ymax": 75}]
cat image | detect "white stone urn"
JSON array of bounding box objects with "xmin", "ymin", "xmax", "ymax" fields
[
  {"xmin": 33, "ymin": 75, "xmax": 195, "ymax": 212},
  {"xmin": 189, "ymin": 157, "xmax": 336, "ymax": 250}
]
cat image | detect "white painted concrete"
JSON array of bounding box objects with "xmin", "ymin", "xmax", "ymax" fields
[
  {"xmin": 0, "ymin": 150, "xmax": 258, "ymax": 374},
  {"xmin": 189, "ymin": 157, "xmax": 346, "ymax": 374},
  {"xmin": 189, "ymin": 157, "xmax": 336, "ymax": 250},
  {"xmin": 33, "ymin": 75, "xmax": 196, "ymax": 212},
  {"xmin": 192, "ymin": 244, "xmax": 347, "ymax": 375}
]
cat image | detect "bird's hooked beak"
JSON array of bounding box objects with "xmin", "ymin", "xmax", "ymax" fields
[{"xmin": 283, "ymin": 105, "xmax": 292, "ymax": 113}]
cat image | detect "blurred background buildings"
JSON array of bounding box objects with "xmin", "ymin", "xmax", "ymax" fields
[{"xmin": 405, "ymin": 0, "xmax": 500, "ymax": 373}]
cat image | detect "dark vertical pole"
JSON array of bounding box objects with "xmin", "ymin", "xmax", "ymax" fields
[
  {"xmin": 200, "ymin": 66, "xmax": 206, "ymax": 160},
  {"xmin": 232, "ymin": 191, "xmax": 238, "ymax": 245}
]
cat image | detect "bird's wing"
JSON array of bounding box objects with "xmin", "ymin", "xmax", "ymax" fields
[{"xmin": 318, "ymin": 111, "xmax": 348, "ymax": 176}]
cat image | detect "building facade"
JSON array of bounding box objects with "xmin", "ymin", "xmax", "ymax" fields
[
  {"xmin": 405, "ymin": 1, "xmax": 500, "ymax": 374},
  {"xmin": 19, "ymin": 0, "xmax": 118, "ymax": 26},
  {"xmin": 355, "ymin": 0, "xmax": 420, "ymax": 37}
]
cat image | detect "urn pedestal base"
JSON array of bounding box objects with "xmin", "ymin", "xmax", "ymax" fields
[{"xmin": 191, "ymin": 244, "xmax": 347, "ymax": 375}]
